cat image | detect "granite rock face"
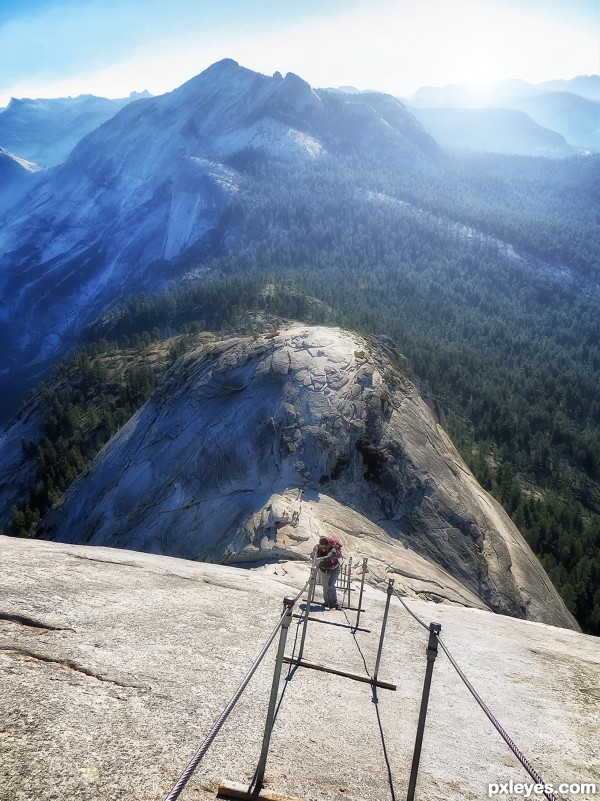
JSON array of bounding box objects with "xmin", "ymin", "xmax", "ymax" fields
[
  {"xmin": 44, "ymin": 325, "xmax": 576, "ymax": 630},
  {"xmin": 1, "ymin": 536, "xmax": 597, "ymax": 801}
]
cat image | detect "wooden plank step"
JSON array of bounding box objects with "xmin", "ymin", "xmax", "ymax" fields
[
  {"xmin": 217, "ymin": 780, "xmax": 306, "ymax": 800},
  {"xmin": 282, "ymin": 657, "xmax": 396, "ymax": 691},
  {"xmin": 292, "ymin": 613, "xmax": 370, "ymax": 632},
  {"xmin": 301, "ymin": 599, "xmax": 364, "ymax": 610}
]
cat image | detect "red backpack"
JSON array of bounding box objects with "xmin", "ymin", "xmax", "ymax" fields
[{"xmin": 321, "ymin": 536, "xmax": 343, "ymax": 569}]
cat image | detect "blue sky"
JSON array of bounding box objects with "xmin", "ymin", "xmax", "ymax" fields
[{"xmin": 0, "ymin": 0, "xmax": 598, "ymax": 105}]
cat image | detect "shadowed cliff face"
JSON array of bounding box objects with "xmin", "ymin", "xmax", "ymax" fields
[{"xmin": 43, "ymin": 325, "xmax": 577, "ymax": 630}]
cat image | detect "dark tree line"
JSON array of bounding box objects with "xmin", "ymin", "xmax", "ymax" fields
[{"xmin": 6, "ymin": 345, "xmax": 157, "ymax": 538}]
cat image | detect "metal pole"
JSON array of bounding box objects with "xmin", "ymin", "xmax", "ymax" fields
[
  {"xmin": 406, "ymin": 622, "xmax": 441, "ymax": 801},
  {"xmin": 343, "ymin": 557, "xmax": 353, "ymax": 608},
  {"xmin": 373, "ymin": 578, "xmax": 395, "ymax": 682},
  {"xmin": 337, "ymin": 561, "xmax": 344, "ymax": 605},
  {"xmin": 253, "ymin": 598, "xmax": 295, "ymax": 793},
  {"xmin": 354, "ymin": 558, "xmax": 368, "ymax": 630},
  {"xmin": 297, "ymin": 564, "xmax": 317, "ymax": 662}
]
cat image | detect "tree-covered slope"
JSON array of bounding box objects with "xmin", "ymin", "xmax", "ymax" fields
[{"xmin": 84, "ymin": 148, "xmax": 598, "ymax": 632}]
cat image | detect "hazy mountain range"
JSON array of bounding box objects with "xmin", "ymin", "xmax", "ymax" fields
[
  {"xmin": 1, "ymin": 64, "xmax": 598, "ymax": 419},
  {"xmin": 405, "ymin": 76, "xmax": 600, "ymax": 155},
  {"xmin": 0, "ymin": 91, "xmax": 150, "ymax": 168},
  {"xmin": 333, "ymin": 75, "xmax": 600, "ymax": 155},
  {"xmin": 1, "ymin": 72, "xmax": 596, "ymax": 171},
  {"xmin": 408, "ymin": 75, "xmax": 600, "ymax": 105}
]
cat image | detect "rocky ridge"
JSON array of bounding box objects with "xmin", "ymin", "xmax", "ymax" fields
[{"xmin": 44, "ymin": 325, "xmax": 576, "ymax": 630}]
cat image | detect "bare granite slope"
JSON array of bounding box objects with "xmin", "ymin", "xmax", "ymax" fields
[
  {"xmin": 43, "ymin": 325, "xmax": 576, "ymax": 630},
  {"xmin": 0, "ymin": 536, "xmax": 597, "ymax": 801}
]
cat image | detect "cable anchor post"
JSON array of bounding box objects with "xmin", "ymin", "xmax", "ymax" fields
[
  {"xmin": 406, "ymin": 621, "xmax": 442, "ymax": 801},
  {"xmin": 298, "ymin": 562, "xmax": 318, "ymax": 662},
  {"xmin": 252, "ymin": 597, "xmax": 295, "ymax": 794},
  {"xmin": 354, "ymin": 557, "xmax": 368, "ymax": 631},
  {"xmin": 373, "ymin": 578, "xmax": 394, "ymax": 682},
  {"xmin": 343, "ymin": 556, "xmax": 353, "ymax": 609},
  {"xmin": 338, "ymin": 556, "xmax": 352, "ymax": 608}
]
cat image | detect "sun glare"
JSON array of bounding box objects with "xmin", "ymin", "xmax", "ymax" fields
[{"xmin": 0, "ymin": 0, "xmax": 597, "ymax": 104}]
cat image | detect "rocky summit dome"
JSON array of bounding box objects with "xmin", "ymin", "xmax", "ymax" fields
[{"xmin": 44, "ymin": 325, "xmax": 576, "ymax": 630}]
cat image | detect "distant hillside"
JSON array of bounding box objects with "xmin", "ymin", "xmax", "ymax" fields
[
  {"xmin": 508, "ymin": 92, "xmax": 600, "ymax": 151},
  {"xmin": 408, "ymin": 106, "xmax": 576, "ymax": 157},
  {"xmin": 537, "ymin": 74, "xmax": 600, "ymax": 102},
  {"xmin": 0, "ymin": 91, "xmax": 149, "ymax": 168},
  {"xmin": 406, "ymin": 77, "xmax": 600, "ymax": 155}
]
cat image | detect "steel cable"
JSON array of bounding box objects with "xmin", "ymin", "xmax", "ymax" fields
[
  {"xmin": 392, "ymin": 589, "xmax": 557, "ymax": 799},
  {"xmin": 392, "ymin": 588, "xmax": 430, "ymax": 631},
  {"xmin": 437, "ymin": 635, "xmax": 558, "ymax": 801},
  {"xmin": 164, "ymin": 575, "xmax": 310, "ymax": 801}
]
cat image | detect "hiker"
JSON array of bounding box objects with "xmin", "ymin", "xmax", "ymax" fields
[{"xmin": 313, "ymin": 535, "xmax": 343, "ymax": 609}]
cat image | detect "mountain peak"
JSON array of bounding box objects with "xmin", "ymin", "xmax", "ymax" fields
[
  {"xmin": 201, "ymin": 57, "xmax": 243, "ymax": 78},
  {"xmin": 0, "ymin": 60, "xmax": 440, "ymax": 417},
  {"xmin": 5, "ymin": 97, "xmax": 28, "ymax": 110},
  {"xmin": 169, "ymin": 57, "xmax": 257, "ymax": 101},
  {"xmin": 210, "ymin": 56, "xmax": 239, "ymax": 69},
  {"xmin": 283, "ymin": 71, "xmax": 309, "ymax": 86},
  {"xmin": 127, "ymin": 89, "xmax": 151, "ymax": 100}
]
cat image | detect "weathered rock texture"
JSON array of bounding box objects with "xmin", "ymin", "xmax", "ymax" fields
[
  {"xmin": 43, "ymin": 325, "xmax": 576, "ymax": 630},
  {"xmin": 0, "ymin": 536, "xmax": 598, "ymax": 801}
]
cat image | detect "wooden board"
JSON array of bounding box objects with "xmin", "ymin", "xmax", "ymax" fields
[
  {"xmin": 217, "ymin": 780, "xmax": 307, "ymax": 800},
  {"xmin": 282, "ymin": 657, "xmax": 396, "ymax": 691},
  {"xmin": 292, "ymin": 613, "xmax": 370, "ymax": 632}
]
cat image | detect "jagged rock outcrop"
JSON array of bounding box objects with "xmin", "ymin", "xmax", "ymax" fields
[
  {"xmin": 1, "ymin": 535, "xmax": 597, "ymax": 801},
  {"xmin": 44, "ymin": 325, "xmax": 576, "ymax": 630}
]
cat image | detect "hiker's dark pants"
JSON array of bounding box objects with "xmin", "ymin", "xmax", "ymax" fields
[{"xmin": 320, "ymin": 565, "xmax": 340, "ymax": 608}]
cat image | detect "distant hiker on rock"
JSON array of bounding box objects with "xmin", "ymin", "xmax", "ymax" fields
[{"xmin": 313, "ymin": 536, "xmax": 343, "ymax": 609}]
